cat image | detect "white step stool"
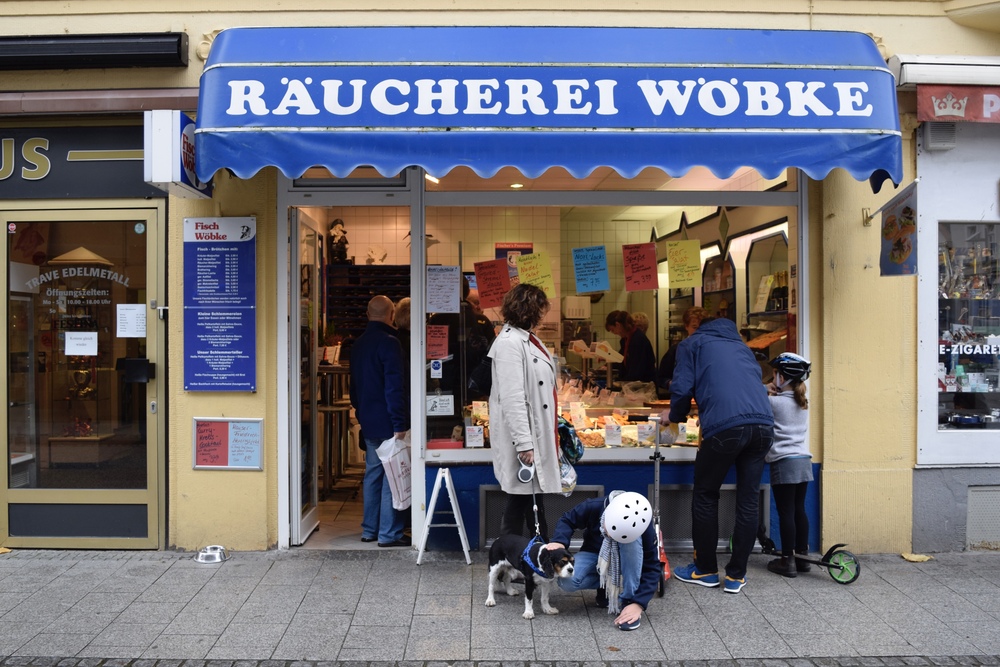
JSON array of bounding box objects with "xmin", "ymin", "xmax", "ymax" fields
[{"xmin": 416, "ymin": 467, "xmax": 472, "ymax": 565}]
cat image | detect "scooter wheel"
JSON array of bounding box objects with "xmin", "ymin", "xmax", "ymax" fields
[{"xmin": 826, "ymin": 550, "xmax": 861, "ymax": 584}]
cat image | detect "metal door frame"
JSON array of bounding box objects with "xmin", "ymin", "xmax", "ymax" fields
[{"xmin": 288, "ymin": 209, "xmax": 323, "ymax": 545}]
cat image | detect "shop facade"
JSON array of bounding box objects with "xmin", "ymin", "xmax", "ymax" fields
[
  {"xmin": 2, "ymin": 3, "xmax": 1000, "ymax": 554},
  {"xmin": 892, "ymin": 59, "xmax": 1000, "ymax": 551}
]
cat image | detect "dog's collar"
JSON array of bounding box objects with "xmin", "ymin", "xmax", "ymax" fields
[{"xmin": 522, "ymin": 536, "xmax": 550, "ymax": 579}]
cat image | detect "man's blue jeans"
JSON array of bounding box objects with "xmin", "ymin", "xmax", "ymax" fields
[
  {"xmin": 556, "ymin": 547, "xmax": 641, "ymax": 607},
  {"xmin": 691, "ymin": 423, "xmax": 774, "ymax": 581},
  {"xmin": 362, "ymin": 438, "xmax": 404, "ymax": 543}
]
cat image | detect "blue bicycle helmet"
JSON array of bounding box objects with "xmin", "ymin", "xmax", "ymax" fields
[{"xmin": 769, "ymin": 352, "xmax": 811, "ymax": 382}]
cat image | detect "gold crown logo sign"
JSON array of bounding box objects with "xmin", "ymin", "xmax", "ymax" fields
[{"xmin": 931, "ymin": 92, "xmax": 968, "ymax": 118}]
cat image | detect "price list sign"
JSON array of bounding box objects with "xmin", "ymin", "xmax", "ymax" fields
[
  {"xmin": 192, "ymin": 417, "xmax": 263, "ymax": 470},
  {"xmin": 183, "ymin": 217, "xmax": 257, "ymax": 391}
]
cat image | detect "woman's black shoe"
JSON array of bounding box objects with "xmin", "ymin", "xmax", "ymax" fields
[
  {"xmin": 767, "ymin": 557, "xmax": 797, "ymax": 578},
  {"xmin": 595, "ymin": 587, "xmax": 609, "ymax": 608}
]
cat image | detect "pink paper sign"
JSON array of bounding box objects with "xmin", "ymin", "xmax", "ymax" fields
[
  {"xmin": 426, "ymin": 324, "xmax": 449, "ymax": 359},
  {"xmin": 622, "ymin": 242, "xmax": 658, "ymax": 291}
]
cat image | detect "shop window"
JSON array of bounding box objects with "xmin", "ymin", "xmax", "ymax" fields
[{"xmin": 937, "ymin": 221, "xmax": 1000, "ymax": 430}]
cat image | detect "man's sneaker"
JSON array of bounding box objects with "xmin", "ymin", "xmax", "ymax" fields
[
  {"xmin": 723, "ymin": 575, "xmax": 746, "ymax": 594},
  {"xmin": 674, "ymin": 563, "xmax": 720, "ymax": 588}
]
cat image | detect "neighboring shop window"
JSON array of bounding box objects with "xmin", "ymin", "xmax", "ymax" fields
[
  {"xmin": 7, "ymin": 220, "xmax": 148, "ymax": 490},
  {"xmin": 938, "ymin": 221, "xmax": 1000, "ymax": 430}
]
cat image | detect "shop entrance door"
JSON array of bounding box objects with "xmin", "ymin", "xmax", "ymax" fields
[
  {"xmin": 2, "ymin": 204, "xmax": 163, "ymax": 548},
  {"xmin": 289, "ymin": 209, "xmax": 324, "ymax": 545}
]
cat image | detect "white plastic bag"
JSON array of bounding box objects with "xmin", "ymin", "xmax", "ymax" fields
[
  {"xmin": 559, "ymin": 454, "xmax": 577, "ymax": 497},
  {"xmin": 376, "ymin": 431, "xmax": 412, "ymax": 510}
]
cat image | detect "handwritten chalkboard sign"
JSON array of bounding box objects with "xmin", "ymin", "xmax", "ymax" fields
[{"xmin": 192, "ymin": 417, "xmax": 264, "ymax": 470}]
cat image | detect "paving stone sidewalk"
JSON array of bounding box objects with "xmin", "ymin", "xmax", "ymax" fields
[{"xmin": 1, "ymin": 548, "xmax": 999, "ymax": 663}]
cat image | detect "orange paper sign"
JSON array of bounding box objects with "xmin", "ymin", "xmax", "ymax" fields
[{"xmin": 474, "ymin": 258, "xmax": 512, "ymax": 309}]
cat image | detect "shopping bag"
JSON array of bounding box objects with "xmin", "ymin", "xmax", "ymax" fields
[
  {"xmin": 376, "ymin": 431, "xmax": 412, "ymax": 510},
  {"xmin": 559, "ymin": 453, "xmax": 577, "ymax": 497},
  {"xmin": 557, "ymin": 416, "xmax": 585, "ymax": 464}
]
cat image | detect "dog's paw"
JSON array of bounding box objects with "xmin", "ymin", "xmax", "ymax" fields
[
  {"xmin": 522, "ymin": 610, "xmax": 535, "ymax": 620},
  {"xmin": 542, "ymin": 606, "xmax": 559, "ymax": 615},
  {"xmin": 505, "ymin": 588, "xmax": 517, "ymax": 596},
  {"xmin": 485, "ymin": 597, "xmax": 496, "ymax": 607}
]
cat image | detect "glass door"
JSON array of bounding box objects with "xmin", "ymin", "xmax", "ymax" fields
[
  {"xmin": 290, "ymin": 209, "xmax": 323, "ymax": 544},
  {"xmin": 2, "ymin": 205, "xmax": 162, "ymax": 548}
]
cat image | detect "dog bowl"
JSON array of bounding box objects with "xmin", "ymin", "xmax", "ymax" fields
[{"xmin": 193, "ymin": 545, "xmax": 229, "ymax": 564}]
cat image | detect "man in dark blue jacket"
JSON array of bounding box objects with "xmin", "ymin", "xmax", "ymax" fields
[
  {"xmin": 545, "ymin": 491, "xmax": 661, "ymax": 631},
  {"xmin": 664, "ymin": 317, "xmax": 774, "ymax": 594},
  {"xmin": 350, "ymin": 295, "xmax": 410, "ymax": 547}
]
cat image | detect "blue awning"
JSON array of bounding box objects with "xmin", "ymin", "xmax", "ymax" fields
[{"xmin": 195, "ymin": 26, "xmax": 903, "ymax": 189}]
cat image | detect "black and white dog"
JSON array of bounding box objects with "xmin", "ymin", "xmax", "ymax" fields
[{"xmin": 485, "ymin": 534, "xmax": 575, "ymax": 619}]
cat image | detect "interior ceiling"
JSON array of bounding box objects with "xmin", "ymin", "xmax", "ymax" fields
[
  {"xmin": 305, "ymin": 164, "xmax": 784, "ymax": 226},
  {"xmin": 426, "ymin": 165, "xmax": 786, "ymax": 225}
]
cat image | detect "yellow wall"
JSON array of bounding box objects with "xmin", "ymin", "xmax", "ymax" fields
[
  {"xmin": 815, "ymin": 117, "xmax": 919, "ymax": 551},
  {"xmin": 166, "ymin": 171, "xmax": 279, "ymax": 551}
]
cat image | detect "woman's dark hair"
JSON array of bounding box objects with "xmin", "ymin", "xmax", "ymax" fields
[
  {"xmin": 501, "ymin": 283, "xmax": 549, "ymax": 330},
  {"xmin": 605, "ymin": 309, "xmax": 634, "ymax": 333}
]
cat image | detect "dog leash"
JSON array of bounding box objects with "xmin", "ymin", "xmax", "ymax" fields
[{"xmin": 531, "ymin": 489, "xmax": 541, "ymax": 537}]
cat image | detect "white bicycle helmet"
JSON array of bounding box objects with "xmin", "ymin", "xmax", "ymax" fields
[
  {"xmin": 603, "ymin": 491, "xmax": 652, "ymax": 544},
  {"xmin": 769, "ymin": 352, "xmax": 811, "ymax": 382}
]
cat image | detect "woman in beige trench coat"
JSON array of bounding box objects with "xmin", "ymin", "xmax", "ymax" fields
[{"xmin": 489, "ymin": 283, "xmax": 560, "ymax": 538}]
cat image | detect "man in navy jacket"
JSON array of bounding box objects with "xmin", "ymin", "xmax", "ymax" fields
[
  {"xmin": 664, "ymin": 317, "xmax": 774, "ymax": 594},
  {"xmin": 350, "ymin": 295, "xmax": 410, "ymax": 547}
]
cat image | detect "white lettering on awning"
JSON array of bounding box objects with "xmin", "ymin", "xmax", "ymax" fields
[{"xmin": 224, "ymin": 76, "xmax": 876, "ymax": 121}]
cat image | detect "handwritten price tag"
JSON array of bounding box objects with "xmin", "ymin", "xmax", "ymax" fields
[{"xmin": 667, "ymin": 240, "xmax": 701, "ymax": 288}]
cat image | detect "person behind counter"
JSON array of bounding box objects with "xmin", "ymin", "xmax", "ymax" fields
[
  {"xmin": 664, "ymin": 316, "xmax": 774, "ymax": 594},
  {"xmin": 428, "ymin": 277, "xmax": 496, "ymax": 402},
  {"xmin": 490, "ymin": 283, "xmax": 560, "ymax": 539},
  {"xmin": 632, "ymin": 311, "xmax": 650, "ymax": 335},
  {"xmin": 604, "ymin": 310, "xmax": 656, "ymax": 383},
  {"xmin": 656, "ymin": 306, "xmax": 709, "ymax": 398}
]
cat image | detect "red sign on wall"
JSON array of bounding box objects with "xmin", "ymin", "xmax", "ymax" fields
[{"xmin": 917, "ymin": 85, "xmax": 1000, "ymax": 123}]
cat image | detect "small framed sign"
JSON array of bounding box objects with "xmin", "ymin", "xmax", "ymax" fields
[{"xmin": 193, "ymin": 417, "xmax": 263, "ymax": 470}]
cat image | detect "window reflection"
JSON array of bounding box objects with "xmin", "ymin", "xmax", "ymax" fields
[{"xmin": 7, "ymin": 220, "xmax": 148, "ymax": 489}]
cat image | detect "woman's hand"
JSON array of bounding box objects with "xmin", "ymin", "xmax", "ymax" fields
[{"xmin": 518, "ymin": 450, "xmax": 535, "ymax": 466}]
